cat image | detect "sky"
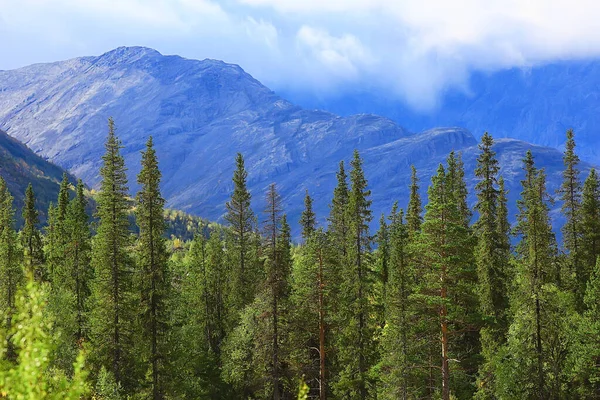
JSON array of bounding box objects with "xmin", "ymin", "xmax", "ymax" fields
[{"xmin": 1, "ymin": 0, "xmax": 600, "ymax": 110}]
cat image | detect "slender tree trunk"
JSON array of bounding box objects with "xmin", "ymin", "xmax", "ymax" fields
[
  {"xmin": 441, "ymin": 289, "xmax": 450, "ymax": 400},
  {"xmin": 318, "ymin": 248, "xmax": 327, "ymax": 400}
]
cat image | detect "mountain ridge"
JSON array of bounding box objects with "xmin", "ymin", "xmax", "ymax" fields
[{"xmin": 0, "ymin": 47, "xmax": 594, "ymax": 233}]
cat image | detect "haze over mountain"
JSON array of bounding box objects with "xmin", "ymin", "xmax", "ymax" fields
[
  {"xmin": 284, "ymin": 60, "xmax": 600, "ymax": 164},
  {"xmin": 0, "ymin": 47, "xmax": 594, "ymax": 231}
]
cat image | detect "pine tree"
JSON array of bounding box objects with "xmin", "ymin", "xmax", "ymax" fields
[
  {"xmin": 64, "ymin": 180, "xmax": 92, "ymax": 341},
  {"xmin": 0, "ymin": 177, "xmax": 22, "ymax": 361},
  {"xmin": 88, "ymin": 118, "xmax": 136, "ymax": 391},
  {"xmin": 49, "ymin": 179, "xmax": 92, "ymax": 372},
  {"xmin": 415, "ymin": 161, "xmax": 477, "ymax": 400},
  {"xmin": 446, "ymin": 151, "xmax": 472, "ymax": 226},
  {"xmin": 21, "ymin": 183, "xmax": 44, "ymax": 280},
  {"xmin": 262, "ymin": 183, "xmax": 291, "ymax": 400},
  {"xmin": 170, "ymin": 231, "xmax": 227, "ymax": 398},
  {"xmin": 300, "ymin": 190, "xmax": 317, "ymax": 241},
  {"xmin": 473, "ymin": 133, "xmax": 510, "ymax": 398},
  {"xmin": 374, "ymin": 213, "xmax": 389, "ymax": 325},
  {"xmin": 378, "ymin": 206, "xmax": 422, "ymax": 399},
  {"xmin": 225, "ymin": 153, "xmax": 257, "ymax": 311},
  {"xmin": 46, "ymin": 174, "xmax": 71, "ymax": 281},
  {"xmin": 334, "ymin": 150, "xmax": 375, "ymax": 399},
  {"xmin": 135, "ymin": 136, "xmax": 170, "ymax": 399},
  {"xmin": 328, "ymin": 161, "xmax": 350, "ymax": 257},
  {"xmin": 497, "ymin": 154, "xmax": 572, "ymax": 399},
  {"xmin": 406, "ymin": 165, "xmax": 422, "ymax": 236},
  {"xmin": 559, "ymin": 129, "xmax": 584, "ymax": 304},
  {"xmin": 581, "ymin": 169, "xmax": 600, "ymax": 306}
]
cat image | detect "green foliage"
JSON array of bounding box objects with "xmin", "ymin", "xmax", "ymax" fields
[
  {"xmin": 2, "ymin": 127, "xmax": 600, "ymax": 399},
  {"xmin": 135, "ymin": 136, "xmax": 170, "ymax": 399},
  {"xmin": 225, "ymin": 152, "xmax": 259, "ymax": 315},
  {"xmin": 88, "ymin": 118, "xmax": 137, "ymax": 390},
  {"xmin": 299, "ymin": 189, "xmax": 316, "ymax": 241},
  {"xmin": 21, "ymin": 183, "xmax": 44, "ymax": 279},
  {"xmin": 0, "ymin": 278, "xmax": 89, "ymax": 399}
]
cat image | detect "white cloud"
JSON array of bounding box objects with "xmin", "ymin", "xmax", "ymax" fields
[{"xmin": 2, "ymin": 0, "xmax": 600, "ymax": 109}]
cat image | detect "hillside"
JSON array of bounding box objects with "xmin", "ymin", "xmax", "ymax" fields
[
  {"xmin": 0, "ymin": 47, "xmax": 594, "ymax": 232},
  {"xmin": 0, "ymin": 129, "xmax": 76, "ymax": 222}
]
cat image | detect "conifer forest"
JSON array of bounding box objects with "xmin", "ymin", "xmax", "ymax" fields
[{"xmin": 1, "ymin": 119, "xmax": 600, "ymax": 400}]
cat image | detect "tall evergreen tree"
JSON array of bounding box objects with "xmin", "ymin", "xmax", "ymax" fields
[
  {"xmin": 289, "ymin": 227, "xmax": 337, "ymax": 400},
  {"xmin": 497, "ymin": 154, "xmax": 572, "ymax": 399},
  {"xmin": 581, "ymin": 169, "xmax": 600, "ymax": 305},
  {"xmin": 135, "ymin": 136, "xmax": 170, "ymax": 399},
  {"xmin": 559, "ymin": 129, "xmax": 584, "ymax": 303},
  {"xmin": 0, "ymin": 177, "xmax": 22, "ymax": 361},
  {"xmin": 378, "ymin": 206, "xmax": 422, "ymax": 399},
  {"xmin": 21, "ymin": 183, "xmax": 44, "ymax": 280},
  {"xmin": 473, "ymin": 133, "xmax": 510, "ymax": 398},
  {"xmin": 334, "ymin": 150, "xmax": 375, "ymax": 399},
  {"xmin": 46, "ymin": 174, "xmax": 71, "ymax": 281},
  {"xmin": 88, "ymin": 118, "xmax": 136, "ymax": 391},
  {"xmin": 446, "ymin": 151, "xmax": 472, "ymax": 226},
  {"xmin": 406, "ymin": 165, "xmax": 422, "ymax": 236},
  {"xmin": 415, "ymin": 162, "xmax": 477, "ymax": 400},
  {"xmin": 375, "ymin": 213, "xmax": 389, "ymax": 320},
  {"xmin": 262, "ymin": 184, "xmax": 291, "ymax": 400},
  {"xmin": 65, "ymin": 180, "xmax": 91, "ymax": 341},
  {"xmin": 225, "ymin": 153, "xmax": 257, "ymax": 310},
  {"xmin": 300, "ymin": 190, "xmax": 317, "ymax": 241},
  {"xmin": 328, "ymin": 161, "xmax": 350, "ymax": 257}
]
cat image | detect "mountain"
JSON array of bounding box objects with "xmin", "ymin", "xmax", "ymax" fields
[
  {"xmin": 0, "ymin": 129, "xmax": 76, "ymax": 222},
  {"xmin": 0, "ymin": 47, "xmax": 594, "ymax": 233},
  {"xmin": 283, "ymin": 60, "xmax": 600, "ymax": 164}
]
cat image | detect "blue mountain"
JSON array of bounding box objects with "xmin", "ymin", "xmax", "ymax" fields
[
  {"xmin": 0, "ymin": 47, "xmax": 594, "ymax": 234},
  {"xmin": 283, "ymin": 60, "xmax": 600, "ymax": 164}
]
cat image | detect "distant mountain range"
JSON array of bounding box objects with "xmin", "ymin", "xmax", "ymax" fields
[
  {"xmin": 0, "ymin": 129, "xmax": 75, "ymax": 222},
  {"xmin": 284, "ymin": 60, "xmax": 600, "ymax": 164},
  {"xmin": 0, "ymin": 47, "xmax": 595, "ymax": 233}
]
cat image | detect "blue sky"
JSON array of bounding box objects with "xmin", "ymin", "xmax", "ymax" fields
[{"xmin": 1, "ymin": 0, "xmax": 599, "ymax": 110}]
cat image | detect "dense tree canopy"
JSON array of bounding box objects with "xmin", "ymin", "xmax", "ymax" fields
[{"xmin": 0, "ymin": 122, "xmax": 598, "ymax": 399}]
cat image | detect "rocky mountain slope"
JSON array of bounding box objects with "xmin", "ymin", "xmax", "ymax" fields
[
  {"xmin": 286, "ymin": 60, "xmax": 600, "ymax": 164},
  {"xmin": 0, "ymin": 47, "xmax": 594, "ymax": 232}
]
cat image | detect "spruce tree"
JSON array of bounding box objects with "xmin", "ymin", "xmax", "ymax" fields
[
  {"xmin": 0, "ymin": 177, "xmax": 22, "ymax": 361},
  {"xmin": 328, "ymin": 161, "xmax": 350, "ymax": 257},
  {"xmin": 88, "ymin": 118, "xmax": 136, "ymax": 390},
  {"xmin": 225, "ymin": 153, "xmax": 256, "ymax": 310},
  {"xmin": 65, "ymin": 179, "xmax": 92, "ymax": 341},
  {"xmin": 170, "ymin": 231, "xmax": 227, "ymax": 398},
  {"xmin": 135, "ymin": 136, "xmax": 170, "ymax": 399},
  {"xmin": 334, "ymin": 150, "xmax": 375, "ymax": 399},
  {"xmin": 415, "ymin": 162, "xmax": 477, "ymax": 400},
  {"xmin": 300, "ymin": 189, "xmax": 316, "ymax": 241},
  {"xmin": 289, "ymin": 227, "xmax": 337, "ymax": 399},
  {"xmin": 497, "ymin": 154, "xmax": 572, "ymax": 399},
  {"xmin": 581, "ymin": 169, "xmax": 600, "ymax": 305},
  {"xmin": 378, "ymin": 206, "xmax": 421, "ymax": 399},
  {"xmin": 473, "ymin": 133, "xmax": 510, "ymax": 398},
  {"xmin": 374, "ymin": 213, "xmax": 389, "ymax": 326},
  {"xmin": 406, "ymin": 165, "xmax": 422, "ymax": 236},
  {"xmin": 262, "ymin": 184, "xmax": 291, "ymax": 400},
  {"xmin": 21, "ymin": 183, "xmax": 44, "ymax": 280},
  {"xmin": 46, "ymin": 174, "xmax": 71, "ymax": 281},
  {"xmin": 559, "ymin": 129, "xmax": 583, "ymax": 304}
]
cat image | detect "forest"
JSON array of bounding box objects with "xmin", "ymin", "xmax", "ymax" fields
[{"xmin": 0, "ymin": 118, "xmax": 598, "ymax": 400}]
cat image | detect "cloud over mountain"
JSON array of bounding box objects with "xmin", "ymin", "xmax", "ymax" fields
[{"xmin": 3, "ymin": 0, "xmax": 600, "ymax": 110}]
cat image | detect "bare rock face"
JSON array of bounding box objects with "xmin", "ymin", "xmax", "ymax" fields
[{"xmin": 0, "ymin": 47, "xmax": 595, "ymax": 232}]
